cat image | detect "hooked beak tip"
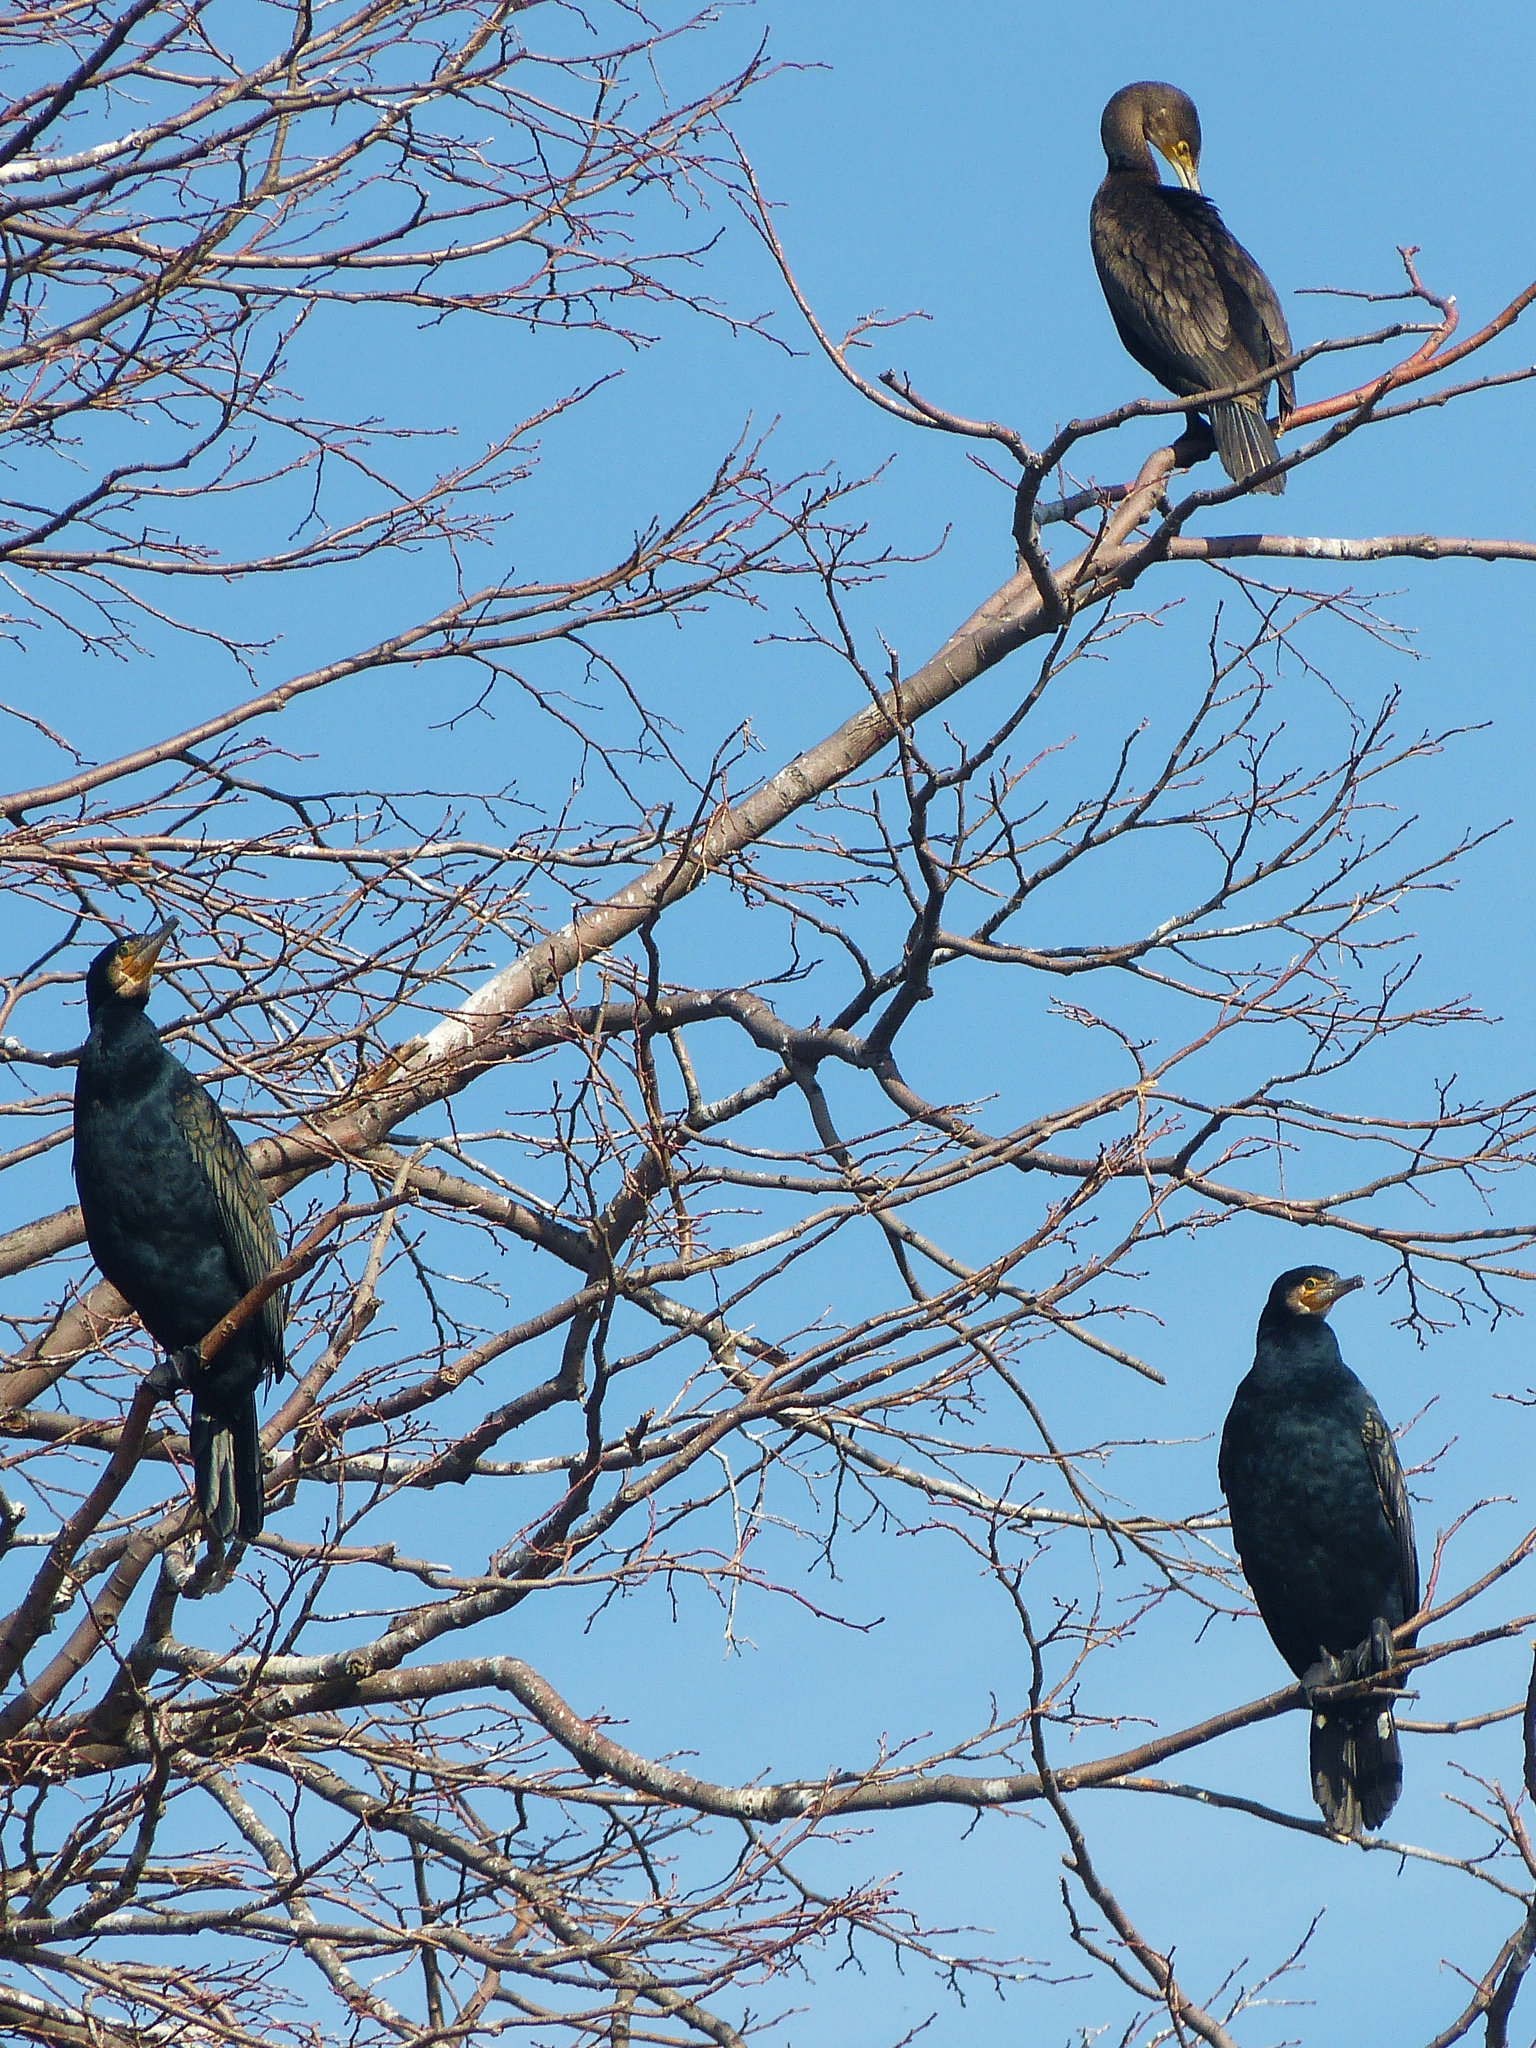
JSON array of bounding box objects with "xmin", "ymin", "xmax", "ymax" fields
[{"xmin": 137, "ymin": 917, "xmax": 177, "ymax": 968}]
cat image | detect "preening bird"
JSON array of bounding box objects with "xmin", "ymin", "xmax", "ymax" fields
[
  {"xmin": 73, "ymin": 923, "xmax": 286, "ymax": 1544},
  {"xmin": 1090, "ymin": 81, "xmax": 1294, "ymax": 493},
  {"xmin": 1219, "ymin": 1267, "xmax": 1419, "ymax": 1835}
]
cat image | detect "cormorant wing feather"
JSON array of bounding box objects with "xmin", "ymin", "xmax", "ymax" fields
[
  {"xmin": 1360, "ymin": 1401, "xmax": 1420, "ymax": 1626},
  {"xmin": 167, "ymin": 1066, "xmax": 286, "ymax": 1378},
  {"xmin": 1095, "ymin": 195, "xmax": 1240, "ymax": 398},
  {"xmin": 1200, "ymin": 219, "xmax": 1295, "ymax": 415},
  {"xmin": 1146, "ymin": 194, "xmax": 1243, "ymax": 366}
]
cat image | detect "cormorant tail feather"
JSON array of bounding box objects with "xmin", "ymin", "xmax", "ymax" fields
[
  {"xmin": 1209, "ymin": 398, "xmax": 1284, "ymax": 494},
  {"xmin": 1310, "ymin": 1703, "xmax": 1403, "ymax": 1837},
  {"xmin": 191, "ymin": 1392, "xmax": 264, "ymax": 1543}
]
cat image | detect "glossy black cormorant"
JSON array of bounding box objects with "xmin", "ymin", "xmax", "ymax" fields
[
  {"xmin": 1091, "ymin": 82, "xmax": 1294, "ymax": 493},
  {"xmin": 1219, "ymin": 1267, "xmax": 1419, "ymax": 1835},
  {"xmin": 73, "ymin": 923, "xmax": 286, "ymax": 1543}
]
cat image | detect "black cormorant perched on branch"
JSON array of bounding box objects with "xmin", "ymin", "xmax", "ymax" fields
[
  {"xmin": 1091, "ymin": 81, "xmax": 1294, "ymax": 493},
  {"xmin": 73, "ymin": 923, "xmax": 286, "ymax": 1544},
  {"xmin": 1219, "ymin": 1268, "xmax": 1419, "ymax": 1835}
]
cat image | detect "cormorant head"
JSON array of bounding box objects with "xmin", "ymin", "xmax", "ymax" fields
[
  {"xmin": 1100, "ymin": 82, "xmax": 1203, "ymax": 192},
  {"xmin": 1264, "ymin": 1266, "xmax": 1364, "ymax": 1322},
  {"xmin": 84, "ymin": 919, "xmax": 177, "ymax": 1021}
]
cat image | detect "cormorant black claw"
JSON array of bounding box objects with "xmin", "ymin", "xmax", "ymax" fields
[
  {"xmin": 1367, "ymin": 1614, "xmax": 1397, "ymax": 1675},
  {"xmin": 145, "ymin": 1355, "xmax": 181, "ymax": 1396}
]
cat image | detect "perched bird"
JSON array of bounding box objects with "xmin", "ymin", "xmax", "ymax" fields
[
  {"xmin": 1219, "ymin": 1267, "xmax": 1419, "ymax": 1835},
  {"xmin": 1090, "ymin": 81, "xmax": 1294, "ymax": 493},
  {"xmin": 73, "ymin": 923, "xmax": 285, "ymax": 1543}
]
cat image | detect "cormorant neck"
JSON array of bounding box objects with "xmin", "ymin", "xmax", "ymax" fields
[
  {"xmin": 1254, "ymin": 1310, "xmax": 1345, "ymax": 1366},
  {"xmin": 1100, "ymin": 116, "xmax": 1158, "ymax": 181},
  {"xmin": 81, "ymin": 1001, "xmax": 166, "ymax": 1089}
]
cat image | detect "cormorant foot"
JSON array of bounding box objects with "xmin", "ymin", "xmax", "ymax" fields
[
  {"xmin": 182, "ymin": 1530, "xmax": 243, "ymax": 1598},
  {"xmin": 1300, "ymin": 1651, "xmax": 1347, "ymax": 1703},
  {"xmin": 1170, "ymin": 413, "xmax": 1217, "ymax": 472},
  {"xmin": 145, "ymin": 1352, "xmax": 187, "ymax": 1396},
  {"xmin": 1303, "ymin": 1625, "xmax": 1400, "ymax": 1704},
  {"xmin": 1366, "ymin": 1615, "xmax": 1397, "ymax": 1677}
]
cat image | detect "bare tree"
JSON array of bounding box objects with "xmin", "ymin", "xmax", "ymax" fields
[{"xmin": 3, "ymin": 7, "xmax": 1536, "ymax": 2045}]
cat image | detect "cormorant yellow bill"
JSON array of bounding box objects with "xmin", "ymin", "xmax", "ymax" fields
[{"xmin": 106, "ymin": 917, "xmax": 178, "ymax": 999}]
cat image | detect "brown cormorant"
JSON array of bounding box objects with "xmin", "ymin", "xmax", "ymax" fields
[
  {"xmin": 73, "ymin": 923, "xmax": 286, "ymax": 1543},
  {"xmin": 1219, "ymin": 1268, "xmax": 1419, "ymax": 1835},
  {"xmin": 1091, "ymin": 82, "xmax": 1294, "ymax": 493}
]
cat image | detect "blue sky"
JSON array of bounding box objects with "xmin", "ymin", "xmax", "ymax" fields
[
  {"xmin": 8, "ymin": 3, "xmax": 1536, "ymax": 2041},
  {"xmin": 585, "ymin": 7, "xmax": 1536, "ymax": 2037}
]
